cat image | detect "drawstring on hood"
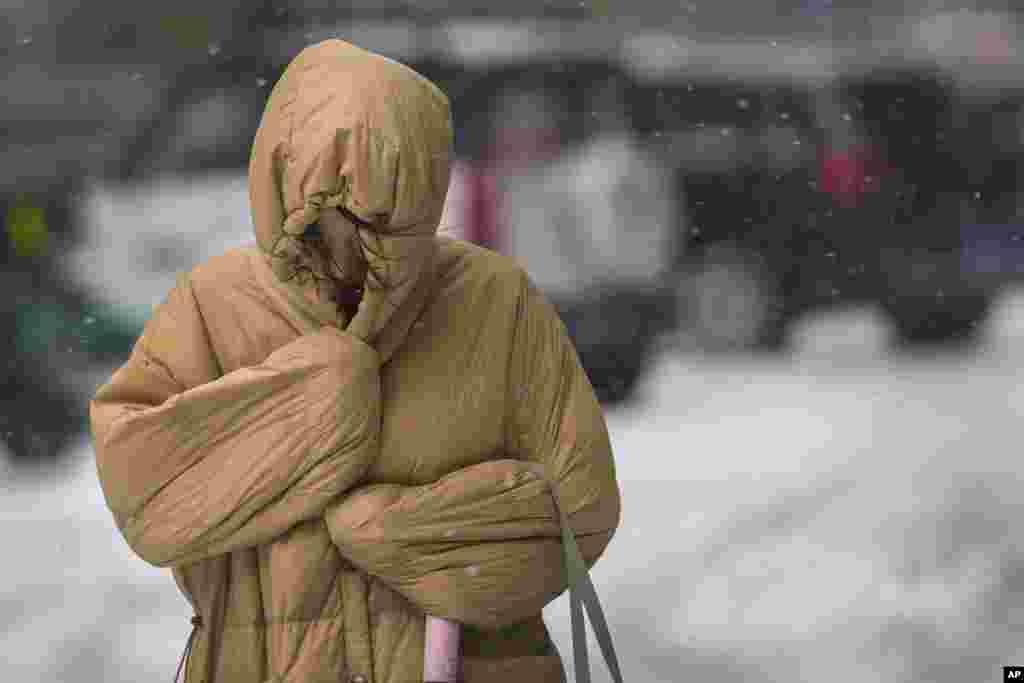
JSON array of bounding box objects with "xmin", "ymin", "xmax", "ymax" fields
[{"xmin": 249, "ymin": 39, "xmax": 453, "ymax": 360}]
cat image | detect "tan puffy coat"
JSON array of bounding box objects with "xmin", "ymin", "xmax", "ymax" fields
[{"xmin": 89, "ymin": 39, "xmax": 621, "ymax": 683}]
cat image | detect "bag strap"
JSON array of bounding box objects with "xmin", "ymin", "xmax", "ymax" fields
[{"xmin": 544, "ymin": 479, "xmax": 624, "ymax": 683}]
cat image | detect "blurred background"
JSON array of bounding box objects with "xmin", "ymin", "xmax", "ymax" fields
[{"xmin": 5, "ymin": 1, "xmax": 1024, "ymax": 681}]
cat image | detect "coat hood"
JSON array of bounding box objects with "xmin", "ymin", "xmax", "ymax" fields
[{"xmin": 249, "ymin": 39, "xmax": 453, "ymax": 358}]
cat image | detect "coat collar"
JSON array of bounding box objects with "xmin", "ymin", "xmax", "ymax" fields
[{"xmin": 247, "ymin": 241, "xmax": 439, "ymax": 365}]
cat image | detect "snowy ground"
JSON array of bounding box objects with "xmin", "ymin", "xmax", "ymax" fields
[{"xmin": 5, "ymin": 173, "xmax": 1024, "ymax": 682}]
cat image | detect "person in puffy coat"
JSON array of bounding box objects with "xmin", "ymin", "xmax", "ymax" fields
[{"xmin": 88, "ymin": 39, "xmax": 622, "ymax": 683}]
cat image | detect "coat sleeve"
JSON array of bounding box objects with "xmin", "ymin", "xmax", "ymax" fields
[
  {"xmin": 90, "ymin": 273, "xmax": 380, "ymax": 568},
  {"xmin": 325, "ymin": 271, "xmax": 621, "ymax": 630}
]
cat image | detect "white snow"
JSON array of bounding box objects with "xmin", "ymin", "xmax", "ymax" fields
[
  {"xmin": 542, "ymin": 345, "xmax": 1024, "ymax": 683},
  {"xmin": 6, "ymin": 173, "xmax": 1024, "ymax": 682}
]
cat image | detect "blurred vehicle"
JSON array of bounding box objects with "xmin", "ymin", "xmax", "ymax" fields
[
  {"xmin": 534, "ymin": 68, "xmax": 681, "ymax": 404},
  {"xmin": 834, "ymin": 62, "xmax": 985, "ymax": 345},
  {"xmin": 625, "ymin": 19, "xmax": 1024, "ymax": 351},
  {"xmin": 625, "ymin": 36, "xmax": 831, "ymax": 350},
  {"xmin": 828, "ymin": 13, "xmax": 1024, "ymax": 347},
  {"xmin": 0, "ymin": 2, "xmax": 287, "ymax": 464},
  {"xmin": 2, "ymin": 13, "xmax": 182, "ymax": 463}
]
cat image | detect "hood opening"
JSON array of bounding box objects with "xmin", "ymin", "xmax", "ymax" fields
[{"xmin": 247, "ymin": 39, "xmax": 453, "ymax": 352}]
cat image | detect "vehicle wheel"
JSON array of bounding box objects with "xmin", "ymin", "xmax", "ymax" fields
[
  {"xmin": 577, "ymin": 345, "xmax": 648, "ymax": 405},
  {"xmin": 0, "ymin": 362, "xmax": 88, "ymax": 465},
  {"xmin": 556, "ymin": 291, "xmax": 660, "ymax": 405},
  {"xmin": 678, "ymin": 246, "xmax": 785, "ymax": 352},
  {"xmin": 886, "ymin": 292, "xmax": 991, "ymax": 347}
]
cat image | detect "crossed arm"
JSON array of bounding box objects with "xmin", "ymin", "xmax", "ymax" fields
[{"xmin": 325, "ymin": 274, "xmax": 621, "ymax": 629}]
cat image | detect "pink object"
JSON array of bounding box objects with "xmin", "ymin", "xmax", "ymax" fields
[
  {"xmin": 423, "ymin": 616, "xmax": 461, "ymax": 682},
  {"xmin": 818, "ymin": 143, "xmax": 890, "ymax": 209}
]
